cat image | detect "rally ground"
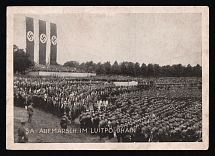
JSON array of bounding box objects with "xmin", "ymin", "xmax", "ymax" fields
[{"xmin": 14, "ymin": 107, "xmax": 117, "ymax": 143}]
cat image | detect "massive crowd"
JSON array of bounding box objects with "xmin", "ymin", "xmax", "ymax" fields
[
  {"xmin": 14, "ymin": 76, "xmax": 202, "ymax": 142},
  {"xmin": 28, "ymin": 64, "xmax": 79, "ymax": 72}
]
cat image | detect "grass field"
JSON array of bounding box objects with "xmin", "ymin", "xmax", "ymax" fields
[{"xmin": 14, "ymin": 107, "xmax": 117, "ymax": 143}]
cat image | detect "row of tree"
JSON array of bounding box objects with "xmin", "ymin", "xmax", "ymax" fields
[
  {"xmin": 13, "ymin": 44, "xmax": 202, "ymax": 77},
  {"xmin": 13, "ymin": 45, "xmax": 34, "ymax": 74},
  {"xmin": 63, "ymin": 60, "xmax": 202, "ymax": 77}
]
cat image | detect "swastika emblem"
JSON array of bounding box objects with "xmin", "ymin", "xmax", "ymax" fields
[
  {"xmin": 27, "ymin": 31, "xmax": 34, "ymax": 42},
  {"xmin": 40, "ymin": 34, "xmax": 47, "ymax": 43},
  {"xmin": 51, "ymin": 36, "xmax": 57, "ymax": 45}
]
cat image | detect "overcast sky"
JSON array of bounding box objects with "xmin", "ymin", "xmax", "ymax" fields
[{"xmin": 13, "ymin": 13, "xmax": 202, "ymax": 66}]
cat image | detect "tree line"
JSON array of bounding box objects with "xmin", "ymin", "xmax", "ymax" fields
[
  {"xmin": 13, "ymin": 45, "xmax": 34, "ymax": 74},
  {"xmin": 63, "ymin": 60, "xmax": 202, "ymax": 77},
  {"xmin": 13, "ymin": 44, "xmax": 201, "ymax": 77}
]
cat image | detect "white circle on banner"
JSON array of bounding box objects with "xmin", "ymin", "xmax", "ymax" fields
[
  {"xmin": 40, "ymin": 34, "xmax": 47, "ymax": 43},
  {"xmin": 51, "ymin": 36, "xmax": 57, "ymax": 45},
  {"xmin": 27, "ymin": 31, "xmax": 34, "ymax": 42}
]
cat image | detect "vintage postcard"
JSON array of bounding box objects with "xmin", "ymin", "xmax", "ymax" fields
[{"xmin": 6, "ymin": 6, "xmax": 209, "ymax": 150}]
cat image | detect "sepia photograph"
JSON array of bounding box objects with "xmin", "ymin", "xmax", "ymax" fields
[{"xmin": 6, "ymin": 6, "xmax": 209, "ymax": 150}]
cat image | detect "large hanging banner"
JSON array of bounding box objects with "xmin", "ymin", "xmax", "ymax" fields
[
  {"xmin": 50, "ymin": 23, "xmax": 57, "ymax": 65},
  {"xmin": 26, "ymin": 17, "xmax": 34, "ymax": 63},
  {"xmin": 39, "ymin": 20, "xmax": 47, "ymax": 65}
]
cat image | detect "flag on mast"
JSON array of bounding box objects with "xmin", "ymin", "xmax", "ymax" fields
[
  {"xmin": 26, "ymin": 17, "xmax": 34, "ymax": 63},
  {"xmin": 50, "ymin": 23, "xmax": 57, "ymax": 65},
  {"xmin": 39, "ymin": 20, "xmax": 47, "ymax": 65}
]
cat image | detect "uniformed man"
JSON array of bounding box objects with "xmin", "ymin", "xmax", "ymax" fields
[
  {"xmin": 116, "ymin": 123, "xmax": 121, "ymax": 142},
  {"xmin": 107, "ymin": 119, "xmax": 114, "ymax": 139},
  {"xmin": 27, "ymin": 102, "xmax": 34, "ymax": 123},
  {"xmin": 60, "ymin": 113, "xmax": 68, "ymax": 134},
  {"xmin": 17, "ymin": 119, "xmax": 28, "ymax": 143},
  {"xmin": 65, "ymin": 104, "xmax": 70, "ymax": 119}
]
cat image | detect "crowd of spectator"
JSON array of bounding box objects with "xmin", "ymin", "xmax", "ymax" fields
[{"xmin": 28, "ymin": 64, "xmax": 79, "ymax": 72}]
